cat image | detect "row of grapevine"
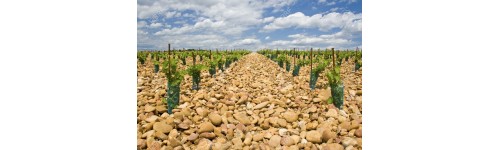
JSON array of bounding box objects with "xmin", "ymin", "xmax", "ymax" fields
[
  {"xmin": 137, "ymin": 44, "xmax": 251, "ymax": 114},
  {"xmin": 257, "ymin": 48, "xmax": 362, "ymax": 109}
]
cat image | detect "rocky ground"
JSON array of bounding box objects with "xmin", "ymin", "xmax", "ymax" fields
[{"xmin": 137, "ymin": 53, "xmax": 362, "ymax": 150}]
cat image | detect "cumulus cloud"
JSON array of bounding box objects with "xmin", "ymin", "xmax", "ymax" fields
[
  {"xmin": 138, "ymin": 0, "xmax": 298, "ymax": 49},
  {"xmin": 318, "ymin": 0, "xmax": 336, "ymax": 5},
  {"xmin": 261, "ymin": 11, "xmax": 362, "ymax": 32},
  {"xmin": 268, "ymin": 33, "xmax": 360, "ymax": 50},
  {"xmin": 137, "ymin": 0, "xmax": 361, "ymax": 50},
  {"xmin": 149, "ymin": 22, "xmax": 163, "ymax": 28}
]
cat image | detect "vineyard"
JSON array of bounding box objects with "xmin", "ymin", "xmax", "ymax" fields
[{"xmin": 137, "ymin": 45, "xmax": 362, "ymax": 150}]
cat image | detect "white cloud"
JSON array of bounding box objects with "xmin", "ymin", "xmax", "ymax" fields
[
  {"xmin": 238, "ymin": 38, "xmax": 261, "ymax": 45},
  {"xmin": 149, "ymin": 22, "xmax": 163, "ymax": 28},
  {"xmin": 137, "ymin": 29, "xmax": 148, "ymax": 35},
  {"xmin": 288, "ymin": 34, "xmax": 306, "ymax": 38},
  {"xmin": 139, "ymin": 0, "xmax": 298, "ymax": 50},
  {"xmin": 318, "ymin": 0, "xmax": 336, "ymax": 5},
  {"xmin": 137, "ymin": 0, "xmax": 361, "ymax": 50},
  {"xmin": 261, "ymin": 11, "xmax": 362, "ymax": 32},
  {"xmin": 164, "ymin": 11, "xmax": 180, "ymax": 18},
  {"xmin": 267, "ymin": 33, "xmax": 360, "ymax": 50},
  {"xmin": 262, "ymin": 16, "xmax": 275, "ymax": 23}
]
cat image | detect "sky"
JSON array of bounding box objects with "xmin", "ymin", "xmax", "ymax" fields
[{"xmin": 137, "ymin": 0, "xmax": 361, "ymax": 51}]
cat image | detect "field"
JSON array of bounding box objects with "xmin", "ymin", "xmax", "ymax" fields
[{"xmin": 137, "ymin": 48, "xmax": 362, "ymax": 150}]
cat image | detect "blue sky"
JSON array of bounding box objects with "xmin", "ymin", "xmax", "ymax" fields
[{"xmin": 138, "ymin": 0, "xmax": 361, "ymax": 50}]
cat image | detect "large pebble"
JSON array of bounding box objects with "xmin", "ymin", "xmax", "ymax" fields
[
  {"xmin": 208, "ymin": 113, "xmax": 222, "ymax": 126},
  {"xmin": 198, "ymin": 122, "xmax": 215, "ymax": 133},
  {"xmin": 282, "ymin": 111, "xmax": 298, "ymax": 123},
  {"xmin": 153, "ymin": 122, "xmax": 172, "ymax": 134},
  {"xmin": 305, "ymin": 131, "xmax": 322, "ymax": 143}
]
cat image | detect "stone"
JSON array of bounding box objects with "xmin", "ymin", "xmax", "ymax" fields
[
  {"xmin": 137, "ymin": 139, "xmax": 146, "ymax": 149},
  {"xmin": 283, "ymin": 111, "xmax": 298, "ymax": 123},
  {"xmin": 243, "ymin": 132, "xmax": 252, "ymax": 145},
  {"xmin": 300, "ymin": 138, "xmax": 308, "ymax": 144},
  {"xmin": 168, "ymin": 129, "xmax": 178, "ymax": 139},
  {"xmin": 290, "ymin": 135, "xmax": 301, "ymax": 144},
  {"xmin": 233, "ymin": 112, "xmax": 251, "ymax": 125},
  {"xmin": 269, "ymin": 135, "xmax": 282, "ymax": 147},
  {"xmin": 198, "ymin": 122, "xmax": 215, "ymax": 133},
  {"xmin": 349, "ymin": 90, "xmax": 356, "ymax": 96},
  {"xmin": 148, "ymin": 141, "xmax": 162, "ymax": 150},
  {"xmin": 325, "ymin": 109, "xmax": 338, "ymax": 117},
  {"xmin": 280, "ymin": 135, "xmax": 295, "ymax": 146},
  {"xmin": 305, "ymin": 131, "xmax": 322, "ymax": 143},
  {"xmin": 168, "ymin": 137, "xmax": 181, "ymax": 147},
  {"xmin": 278, "ymin": 128, "xmax": 288, "ymax": 136},
  {"xmin": 341, "ymin": 137, "xmax": 358, "ymax": 147},
  {"xmin": 317, "ymin": 89, "xmax": 331, "ymax": 102},
  {"xmin": 232, "ymin": 137, "xmax": 244, "ymax": 149},
  {"xmin": 340, "ymin": 122, "xmax": 350, "ymax": 130},
  {"xmin": 173, "ymin": 112, "xmax": 184, "ymax": 119},
  {"xmin": 322, "ymin": 143, "xmax": 344, "ymax": 150},
  {"xmin": 355, "ymin": 128, "xmax": 362, "ymax": 137},
  {"xmin": 339, "ymin": 110, "xmax": 348, "ymax": 117},
  {"xmin": 200, "ymin": 132, "xmax": 216, "ymax": 139},
  {"xmin": 153, "ymin": 122, "xmax": 173, "ymax": 134},
  {"xmin": 156, "ymin": 105, "xmax": 167, "ymax": 113},
  {"xmin": 277, "ymin": 119, "xmax": 287, "ymax": 127},
  {"xmin": 306, "ymin": 122, "xmax": 318, "ymax": 130},
  {"xmin": 209, "ymin": 113, "xmax": 223, "ymax": 126},
  {"xmin": 215, "ymin": 94, "xmax": 224, "ymax": 99},
  {"xmin": 351, "ymin": 120, "xmax": 361, "ymax": 129},
  {"xmin": 146, "ymin": 115, "xmax": 159, "ymax": 123},
  {"xmin": 142, "ymin": 130, "xmax": 154, "ymax": 138},
  {"xmin": 145, "ymin": 105, "xmax": 156, "ymax": 112},
  {"xmin": 253, "ymin": 101, "xmax": 269, "ymax": 109},
  {"xmin": 155, "ymin": 131, "xmax": 168, "ymax": 140},
  {"xmin": 196, "ymin": 108, "xmax": 209, "ymax": 117},
  {"xmin": 178, "ymin": 122, "xmax": 189, "ymax": 130},
  {"xmin": 346, "ymin": 145, "xmax": 357, "ymax": 150},
  {"xmin": 261, "ymin": 119, "xmax": 270, "ymax": 129},
  {"xmin": 187, "ymin": 133, "xmax": 198, "ymax": 141},
  {"xmin": 146, "ymin": 136, "xmax": 154, "ymax": 148},
  {"xmin": 253, "ymin": 132, "xmax": 264, "ymax": 142},
  {"xmin": 322, "ymin": 130, "xmax": 337, "ymax": 142},
  {"xmin": 309, "ymin": 105, "xmax": 317, "ymax": 113},
  {"xmin": 197, "ymin": 138, "xmax": 212, "ymax": 150}
]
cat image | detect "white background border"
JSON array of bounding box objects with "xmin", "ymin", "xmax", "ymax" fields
[{"xmin": 1, "ymin": 0, "xmax": 499, "ymax": 149}]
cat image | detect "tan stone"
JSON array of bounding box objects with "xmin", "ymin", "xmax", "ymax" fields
[
  {"xmin": 305, "ymin": 131, "xmax": 322, "ymax": 143},
  {"xmin": 280, "ymin": 135, "xmax": 295, "ymax": 146},
  {"xmin": 209, "ymin": 113, "xmax": 223, "ymax": 126},
  {"xmin": 268, "ymin": 135, "xmax": 281, "ymax": 147},
  {"xmin": 153, "ymin": 122, "xmax": 173, "ymax": 134},
  {"xmin": 283, "ymin": 111, "xmax": 298, "ymax": 123},
  {"xmin": 198, "ymin": 122, "xmax": 215, "ymax": 133}
]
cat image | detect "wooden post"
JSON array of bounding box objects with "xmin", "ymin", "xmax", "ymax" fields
[
  {"xmin": 293, "ymin": 48, "xmax": 295, "ymax": 65},
  {"xmin": 210, "ymin": 49, "xmax": 212, "ymax": 60},
  {"xmin": 168, "ymin": 43, "xmax": 171, "ymax": 75},
  {"xmin": 332, "ymin": 48, "xmax": 335, "ymax": 69}
]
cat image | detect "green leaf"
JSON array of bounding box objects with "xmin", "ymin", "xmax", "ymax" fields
[{"xmin": 327, "ymin": 97, "xmax": 334, "ymax": 104}]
